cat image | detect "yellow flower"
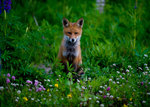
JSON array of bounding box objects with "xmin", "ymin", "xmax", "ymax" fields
[
  {"xmin": 130, "ymin": 98, "xmax": 132, "ymax": 101},
  {"xmin": 67, "ymin": 93, "xmax": 72, "ymax": 98},
  {"xmin": 23, "ymin": 97, "xmax": 28, "ymax": 101},
  {"xmin": 123, "ymin": 104, "xmax": 128, "ymax": 107},
  {"xmin": 47, "ymin": 89, "xmax": 50, "ymax": 92},
  {"xmin": 54, "ymin": 84, "xmax": 58, "ymax": 88}
]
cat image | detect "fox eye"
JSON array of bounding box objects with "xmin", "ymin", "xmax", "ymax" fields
[
  {"xmin": 75, "ymin": 32, "xmax": 78, "ymax": 34},
  {"xmin": 68, "ymin": 32, "xmax": 72, "ymax": 35}
]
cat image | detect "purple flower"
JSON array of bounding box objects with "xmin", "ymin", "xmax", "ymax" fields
[
  {"xmin": 103, "ymin": 95, "xmax": 107, "ymax": 98},
  {"xmin": 7, "ymin": 73, "xmax": 11, "ymax": 77},
  {"xmin": 141, "ymin": 82, "xmax": 144, "ymax": 85},
  {"xmin": 34, "ymin": 80, "xmax": 38, "ymax": 86},
  {"xmin": 3, "ymin": 0, "xmax": 12, "ymax": 12},
  {"xmin": 26, "ymin": 80, "xmax": 33, "ymax": 84},
  {"xmin": 37, "ymin": 87, "xmax": 42, "ymax": 92},
  {"xmin": 6, "ymin": 78, "xmax": 10, "ymax": 84},
  {"xmin": 12, "ymin": 76, "xmax": 15, "ymax": 80},
  {"xmin": 106, "ymin": 87, "xmax": 110, "ymax": 91}
]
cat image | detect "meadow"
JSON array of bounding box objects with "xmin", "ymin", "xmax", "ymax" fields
[{"xmin": 0, "ymin": 0, "xmax": 150, "ymax": 106}]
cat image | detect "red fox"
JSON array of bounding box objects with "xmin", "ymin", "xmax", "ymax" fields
[{"xmin": 58, "ymin": 18, "xmax": 84, "ymax": 75}]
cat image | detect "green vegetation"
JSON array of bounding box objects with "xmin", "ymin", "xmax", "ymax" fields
[{"xmin": 0, "ymin": 0, "xmax": 150, "ymax": 106}]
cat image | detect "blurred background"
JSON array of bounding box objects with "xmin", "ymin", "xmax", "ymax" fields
[{"xmin": 0, "ymin": 0, "xmax": 150, "ymax": 77}]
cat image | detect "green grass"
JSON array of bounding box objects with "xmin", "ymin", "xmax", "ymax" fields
[{"xmin": 0, "ymin": 0, "xmax": 150, "ymax": 106}]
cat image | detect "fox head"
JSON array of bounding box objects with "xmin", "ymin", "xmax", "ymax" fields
[{"xmin": 62, "ymin": 18, "xmax": 84, "ymax": 44}]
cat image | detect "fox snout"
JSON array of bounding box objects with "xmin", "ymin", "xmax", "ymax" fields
[{"xmin": 64, "ymin": 35, "xmax": 77, "ymax": 43}]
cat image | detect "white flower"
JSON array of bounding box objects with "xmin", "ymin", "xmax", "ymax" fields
[
  {"xmin": 109, "ymin": 79, "xmax": 112, "ymax": 82},
  {"xmin": 104, "ymin": 85, "xmax": 107, "ymax": 87},
  {"xmin": 77, "ymin": 79, "xmax": 80, "ymax": 83},
  {"xmin": 96, "ymin": 97, "xmax": 99, "ymax": 99},
  {"xmin": 82, "ymin": 86, "xmax": 85, "ymax": 89},
  {"xmin": 58, "ymin": 75, "xmax": 61, "ymax": 77},
  {"xmin": 110, "ymin": 95, "xmax": 113, "ymax": 99},
  {"xmin": 107, "ymin": 93, "xmax": 110, "ymax": 96},
  {"xmin": 142, "ymin": 101, "xmax": 146, "ymax": 103},
  {"xmin": 126, "ymin": 69, "xmax": 129, "ymax": 72},
  {"xmin": 116, "ymin": 78, "xmax": 119, "ymax": 80},
  {"xmin": 117, "ymin": 81, "xmax": 119, "ymax": 84},
  {"xmin": 88, "ymin": 77, "xmax": 91, "ymax": 81},
  {"xmin": 144, "ymin": 54, "xmax": 148, "ymax": 57},
  {"xmin": 144, "ymin": 64, "xmax": 147, "ymax": 66},
  {"xmin": 16, "ymin": 97, "xmax": 19, "ymax": 99},
  {"xmin": 117, "ymin": 71, "xmax": 120, "ymax": 74},
  {"xmin": 100, "ymin": 104, "xmax": 104, "ymax": 107},
  {"xmin": 17, "ymin": 90, "xmax": 21, "ymax": 94},
  {"xmin": 100, "ymin": 86, "xmax": 103, "ymax": 88},
  {"xmin": 61, "ymin": 98, "xmax": 64, "ymax": 100},
  {"xmin": 128, "ymin": 65, "xmax": 132, "ymax": 68},
  {"xmin": 113, "ymin": 81, "xmax": 116, "ymax": 84},
  {"xmin": 88, "ymin": 98, "xmax": 92, "ymax": 100},
  {"xmin": 0, "ymin": 86, "xmax": 4, "ymax": 91},
  {"xmin": 47, "ymin": 79, "xmax": 50, "ymax": 82},
  {"xmin": 49, "ymin": 85, "xmax": 53, "ymax": 87},
  {"xmin": 15, "ymin": 99, "xmax": 18, "ymax": 102},
  {"xmin": 147, "ymin": 93, "xmax": 150, "ymax": 95},
  {"xmin": 43, "ymin": 98, "xmax": 46, "ymax": 100},
  {"xmin": 44, "ymin": 79, "xmax": 47, "ymax": 81},
  {"xmin": 96, "ymin": 100, "xmax": 99, "ymax": 103},
  {"xmin": 113, "ymin": 64, "xmax": 116, "ymax": 66},
  {"xmin": 99, "ymin": 90, "xmax": 103, "ymax": 94},
  {"xmin": 31, "ymin": 98, "xmax": 34, "ymax": 100}
]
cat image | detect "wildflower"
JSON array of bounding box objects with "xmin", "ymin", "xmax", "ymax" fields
[
  {"xmin": 110, "ymin": 95, "xmax": 113, "ymax": 99},
  {"xmin": 117, "ymin": 71, "xmax": 120, "ymax": 74},
  {"xmin": 117, "ymin": 81, "xmax": 119, "ymax": 84},
  {"xmin": 123, "ymin": 104, "xmax": 128, "ymax": 107},
  {"xmin": 141, "ymin": 82, "xmax": 144, "ymax": 85},
  {"xmin": 7, "ymin": 73, "xmax": 11, "ymax": 77},
  {"xmin": 31, "ymin": 98, "xmax": 34, "ymax": 101},
  {"xmin": 47, "ymin": 89, "xmax": 50, "ymax": 92},
  {"xmin": 129, "ymin": 98, "xmax": 132, "ymax": 101},
  {"xmin": 147, "ymin": 93, "xmax": 150, "ymax": 95},
  {"xmin": 34, "ymin": 80, "xmax": 38, "ymax": 86},
  {"xmin": 144, "ymin": 54, "xmax": 148, "ymax": 57},
  {"xmin": 26, "ymin": 80, "xmax": 32, "ymax": 84},
  {"xmin": 23, "ymin": 97, "xmax": 28, "ymax": 101},
  {"xmin": 54, "ymin": 84, "xmax": 58, "ymax": 88},
  {"xmin": 106, "ymin": 87, "xmax": 110, "ymax": 91},
  {"xmin": 109, "ymin": 79, "xmax": 112, "ymax": 82},
  {"xmin": 17, "ymin": 90, "xmax": 21, "ymax": 94},
  {"xmin": 142, "ymin": 101, "xmax": 146, "ymax": 103},
  {"xmin": 99, "ymin": 90, "xmax": 103, "ymax": 94},
  {"xmin": 15, "ymin": 99, "xmax": 18, "ymax": 102},
  {"xmin": 96, "ymin": 100, "xmax": 99, "ymax": 103},
  {"xmin": 37, "ymin": 87, "xmax": 42, "ymax": 92},
  {"xmin": 47, "ymin": 79, "xmax": 50, "ymax": 82},
  {"xmin": 100, "ymin": 104, "xmax": 104, "ymax": 107},
  {"xmin": 103, "ymin": 95, "xmax": 107, "ymax": 98},
  {"xmin": 113, "ymin": 63, "xmax": 116, "ymax": 66},
  {"xmin": 88, "ymin": 97, "xmax": 92, "ymax": 100},
  {"xmin": 3, "ymin": 0, "xmax": 12, "ymax": 13},
  {"xmin": 67, "ymin": 93, "xmax": 72, "ymax": 98},
  {"xmin": 0, "ymin": 86, "xmax": 4, "ymax": 91},
  {"xmin": 126, "ymin": 69, "xmax": 129, "ymax": 72},
  {"xmin": 6, "ymin": 78, "xmax": 10, "ymax": 84},
  {"xmin": 12, "ymin": 76, "xmax": 15, "ymax": 80},
  {"xmin": 77, "ymin": 79, "xmax": 80, "ymax": 83},
  {"xmin": 82, "ymin": 86, "xmax": 85, "ymax": 89}
]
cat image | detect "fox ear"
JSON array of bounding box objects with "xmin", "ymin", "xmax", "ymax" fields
[
  {"xmin": 63, "ymin": 18, "xmax": 69, "ymax": 27},
  {"xmin": 77, "ymin": 18, "xmax": 84, "ymax": 28}
]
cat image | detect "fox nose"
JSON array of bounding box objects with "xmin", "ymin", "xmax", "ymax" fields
[{"xmin": 71, "ymin": 38, "xmax": 75, "ymax": 43}]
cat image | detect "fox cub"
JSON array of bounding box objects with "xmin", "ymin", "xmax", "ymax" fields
[{"xmin": 58, "ymin": 18, "xmax": 84, "ymax": 75}]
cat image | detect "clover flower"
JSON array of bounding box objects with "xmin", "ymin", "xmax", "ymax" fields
[
  {"xmin": 106, "ymin": 87, "xmax": 110, "ymax": 91},
  {"xmin": 12, "ymin": 76, "xmax": 15, "ymax": 80},
  {"xmin": 3, "ymin": 0, "xmax": 12, "ymax": 12},
  {"xmin": 34, "ymin": 80, "xmax": 38, "ymax": 86},
  {"xmin": 17, "ymin": 90, "xmax": 21, "ymax": 94},
  {"xmin": 103, "ymin": 95, "xmax": 107, "ymax": 98},
  {"xmin": 26, "ymin": 80, "xmax": 32, "ymax": 84},
  {"xmin": 7, "ymin": 73, "xmax": 11, "ymax": 77},
  {"xmin": 0, "ymin": 86, "xmax": 4, "ymax": 91},
  {"xmin": 6, "ymin": 78, "xmax": 10, "ymax": 84}
]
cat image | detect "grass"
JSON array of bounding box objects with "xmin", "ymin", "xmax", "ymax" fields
[{"xmin": 0, "ymin": 0, "xmax": 150, "ymax": 106}]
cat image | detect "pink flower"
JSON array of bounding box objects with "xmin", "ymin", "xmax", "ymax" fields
[
  {"xmin": 12, "ymin": 76, "xmax": 15, "ymax": 80},
  {"xmin": 26, "ymin": 80, "xmax": 33, "ymax": 84},
  {"xmin": 34, "ymin": 80, "xmax": 38, "ymax": 86},
  {"xmin": 7, "ymin": 73, "xmax": 11, "ymax": 77},
  {"xmin": 6, "ymin": 78, "xmax": 10, "ymax": 84},
  {"xmin": 103, "ymin": 95, "xmax": 107, "ymax": 98},
  {"xmin": 106, "ymin": 87, "xmax": 110, "ymax": 91},
  {"xmin": 37, "ymin": 87, "xmax": 42, "ymax": 92},
  {"xmin": 141, "ymin": 82, "xmax": 144, "ymax": 85}
]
